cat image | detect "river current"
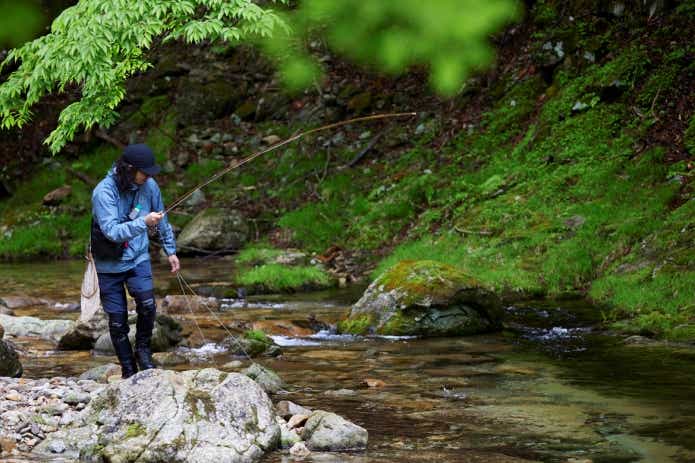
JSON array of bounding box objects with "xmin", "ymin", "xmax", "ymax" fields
[{"xmin": 1, "ymin": 259, "xmax": 694, "ymax": 462}]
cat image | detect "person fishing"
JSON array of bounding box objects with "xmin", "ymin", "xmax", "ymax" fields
[{"xmin": 91, "ymin": 143, "xmax": 180, "ymax": 378}]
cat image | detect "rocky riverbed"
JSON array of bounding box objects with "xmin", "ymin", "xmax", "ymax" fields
[{"xmin": 3, "ymin": 260, "xmax": 695, "ymax": 463}]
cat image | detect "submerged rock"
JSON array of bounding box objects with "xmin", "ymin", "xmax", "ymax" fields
[
  {"xmin": 33, "ymin": 368, "xmax": 279, "ymax": 462},
  {"xmin": 338, "ymin": 260, "xmax": 503, "ymax": 337},
  {"xmin": 242, "ymin": 363, "xmax": 284, "ymax": 393},
  {"xmin": 0, "ymin": 339, "xmax": 22, "ymax": 377},
  {"xmin": 302, "ymin": 410, "xmax": 368, "ymax": 451},
  {"xmin": 0, "ymin": 314, "xmax": 74, "ymax": 342},
  {"xmin": 161, "ymin": 294, "xmax": 220, "ymax": 313},
  {"xmin": 221, "ymin": 331, "xmax": 282, "ymax": 358},
  {"xmin": 176, "ymin": 207, "xmax": 249, "ymax": 254},
  {"xmin": 78, "ymin": 363, "xmax": 121, "ymax": 383}
]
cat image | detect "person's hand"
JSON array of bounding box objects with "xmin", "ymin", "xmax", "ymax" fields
[
  {"xmin": 145, "ymin": 211, "xmax": 163, "ymax": 226},
  {"xmin": 168, "ymin": 254, "xmax": 180, "ymax": 273}
]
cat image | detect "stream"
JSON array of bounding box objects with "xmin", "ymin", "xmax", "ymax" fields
[{"xmin": 1, "ymin": 258, "xmax": 695, "ymax": 463}]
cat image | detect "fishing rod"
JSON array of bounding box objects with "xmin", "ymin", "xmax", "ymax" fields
[{"xmin": 165, "ymin": 111, "xmax": 417, "ymax": 214}]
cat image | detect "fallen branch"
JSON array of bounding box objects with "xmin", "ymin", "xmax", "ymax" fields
[{"xmin": 66, "ymin": 167, "xmax": 96, "ymax": 186}]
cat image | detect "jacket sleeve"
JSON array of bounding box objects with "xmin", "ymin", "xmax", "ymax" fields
[
  {"xmin": 92, "ymin": 186, "xmax": 148, "ymax": 243},
  {"xmin": 150, "ymin": 180, "xmax": 177, "ymax": 256}
]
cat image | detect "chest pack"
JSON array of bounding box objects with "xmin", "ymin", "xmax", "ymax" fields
[{"xmin": 91, "ymin": 191, "xmax": 139, "ymax": 260}]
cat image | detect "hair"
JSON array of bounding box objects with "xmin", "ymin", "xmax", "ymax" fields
[{"xmin": 114, "ymin": 157, "xmax": 136, "ymax": 192}]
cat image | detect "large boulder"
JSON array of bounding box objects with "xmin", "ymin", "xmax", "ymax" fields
[
  {"xmin": 176, "ymin": 208, "xmax": 249, "ymax": 254},
  {"xmin": 93, "ymin": 314, "xmax": 184, "ymax": 354},
  {"xmin": 0, "ymin": 339, "xmax": 22, "ymax": 377},
  {"xmin": 0, "ymin": 314, "xmax": 74, "ymax": 342},
  {"xmin": 338, "ymin": 260, "xmax": 503, "ymax": 337},
  {"xmin": 33, "ymin": 368, "xmax": 280, "ymax": 462},
  {"xmin": 301, "ymin": 410, "xmax": 368, "ymax": 451},
  {"xmin": 57, "ymin": 308, "xmax": 109, "ymax": 350}
]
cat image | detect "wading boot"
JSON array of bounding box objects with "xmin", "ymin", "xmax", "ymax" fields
[
  {"xmin": 108, "ymin": 313, "xmax": 138, "ymax": 379},
  {"xmin": 135, "ymin": 293, "xmax": 157, "ymax": 370}
]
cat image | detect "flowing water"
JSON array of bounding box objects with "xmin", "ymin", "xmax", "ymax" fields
[{"xmin": 1, "ymin": 259, "xmax": 695, "ymax": 462}]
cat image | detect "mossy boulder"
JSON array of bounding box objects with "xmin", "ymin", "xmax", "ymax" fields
[
  {"xmin": 221, "ymin": 330, "xmax": 281, "ymax": 358},
  {"xmin": 338, "ymin": 260, "xmax": 503, "ymax": 337}
]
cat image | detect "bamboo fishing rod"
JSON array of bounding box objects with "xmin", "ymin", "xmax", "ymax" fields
[{"xmin": 164, "ymin": 111, "xmax": 417, "ymax": 214}]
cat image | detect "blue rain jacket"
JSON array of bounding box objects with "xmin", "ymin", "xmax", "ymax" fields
[{"xmin": 91, "ymin": 166, "xmax": 176, "ymax": 273}]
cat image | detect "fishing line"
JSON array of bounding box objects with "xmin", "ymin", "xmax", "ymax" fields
[
  {"xmin": 163, "ymin": 112, "xmax": 417, "ymax": 362},
  {"xmin": 165, "ymin": 111, "xmax": 417, "ymax": 213},
  {"xmin": 175, "ymin": 271, "xmax": 254, "ymax": 361}
]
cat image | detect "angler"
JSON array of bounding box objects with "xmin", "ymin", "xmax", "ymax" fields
[{"xmin": 91, "ymin": 144, "xmax": 180, "ymax": 378}]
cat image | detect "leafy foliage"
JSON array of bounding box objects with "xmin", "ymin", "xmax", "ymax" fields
[
  {"xmin": 269, "ymin": 0, "xmax": 521, "ymax": 94},
  {"xmin": 0, "ymin": 0, "xmax": 287, "ymax": 153}
]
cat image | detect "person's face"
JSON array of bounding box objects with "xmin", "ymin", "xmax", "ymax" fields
[{"xmin": 134, "ymin": 170, "xmax": 150, "ymax": 185}]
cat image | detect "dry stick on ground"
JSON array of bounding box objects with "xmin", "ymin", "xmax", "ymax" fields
[{"xmin": 66, "ymin": 167, "xmax": 96, "ymax": 186}]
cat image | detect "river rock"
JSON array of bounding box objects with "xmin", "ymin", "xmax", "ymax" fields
[
  {"xmin": 0, "ymin": 296, "xmax": 48, "ymax": 309},
  {"xmin": 57, "ymin": 308, "xmax": 109, "ymax": 350},
  {"xmin": 92, "ymin": 314, "xmax": 183, "ymax": 354},
  {"xmin": 176, "ymin": 207, "xmax": 249, "ymax": 254},
  {"xmin": 78, "ymin": 363, "xmax": 122, "ymax": 383},
  {"xmin": 0, "ymin": 339, "xmax": 22, "ymax": 377},
  {"xmin": 161, "ymin": 294, "xmax": 221, "ymax": 313},
  {"xmin": 33, "ymin": 368, "xmax": 280, "ymax": 462},
  {"xmin": 0, "ymin": 314, "xmax": 74, "ymax": 342},
  {"xmin": 276, "ymin": 400, "xmax": 312, "ymax": 419},
  {"xmin": 289, "ymin": 441, "xmax": 311, "ymax": 457},
  {"xmin": 338, "ymin": 260, "xmax": 503, "ymax": 337},
  {"xmin": 42, "ymin": 185, "xmax": 72, "ymax": 206},
  {"xmin": 221, "ymin": 332, "xmax": 282, "ymax": 357},
  {"xmin": 242, "ymin": 363, "xmax": 284, "ymax": 393},
  {"xmin": 301, "ymin": 410, "xmax": 368, "ymax": 451}
]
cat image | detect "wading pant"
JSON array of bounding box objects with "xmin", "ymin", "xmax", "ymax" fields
[{"xmin": 97, "ymin": 260, "xmax": 156, "ymax": 377}]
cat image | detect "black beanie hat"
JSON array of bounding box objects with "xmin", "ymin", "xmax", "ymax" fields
[{"xmin": 122, "ymin": 144, "xmax": 161, "ymax": 176}]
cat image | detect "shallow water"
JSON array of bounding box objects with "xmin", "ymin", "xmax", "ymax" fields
[{"xmin": 2, "ymin": 259, "xmax": 695, "ymax": 462}]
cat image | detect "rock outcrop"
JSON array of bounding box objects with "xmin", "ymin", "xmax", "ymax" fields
[{"xmin": 33, "ymin": 368, "xmax": 279, "ymax": 462}]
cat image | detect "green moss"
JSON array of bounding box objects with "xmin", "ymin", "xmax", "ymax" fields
[
  {"xmin": 379, "ymin": 260, "xmax": 481, "ymax": 306},
  {"xmin": 236, "ymin": 244, "xmax": 283, "ymax": 266},
  {"xmin": 124, "ymin": 422, "xmax": 146, "ymax": 439},
  {"xmin": 185, "ymin": 389, "xmax": 216, "ymax": 419},
  {"xmin": 379, "ymin": 310, "xmax": 418, "ymax": 336},
  {"xmin": 127, "ymin": 95, "xmax": 171, "ymax": 127},
  {"xmin": 244, "ymin": 329, "xmax": 272, "ymax": 344},
  {"xmin": 337, "ymin": 315, "xmax": 373, "ymax": 335},
  {"xmin": 237, "ymin": 263, "xmax": 331, "ymax": 292}
]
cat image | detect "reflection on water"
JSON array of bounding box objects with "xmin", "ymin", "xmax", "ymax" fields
[{"xmin": 2, "ymin": 259, "xmax": 695, "ymax": 462}]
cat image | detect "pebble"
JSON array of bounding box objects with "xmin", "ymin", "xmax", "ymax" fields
[
  {"xmin": 0, "ymin": 376, "xmax": 103, "ymax": 454},
  {"xmin": 287, "ymin": 414, "xmax": 309, "ymax": 429},
  {"xmin": 289, "ymin": 441, "xmax": 311, "ymax": 457},
  {"xmin": 48, "ymin": 439, "xmax": 66, "ymax": 454}
]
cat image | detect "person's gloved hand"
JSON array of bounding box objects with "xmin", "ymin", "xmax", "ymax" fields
[
  {"xmin": 145, "ymin": 211, "xmax": 163, "ymax": 226},
  {"xmin": 168, "ymin": 254, "xmax": 180, "ymax": 273}
]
